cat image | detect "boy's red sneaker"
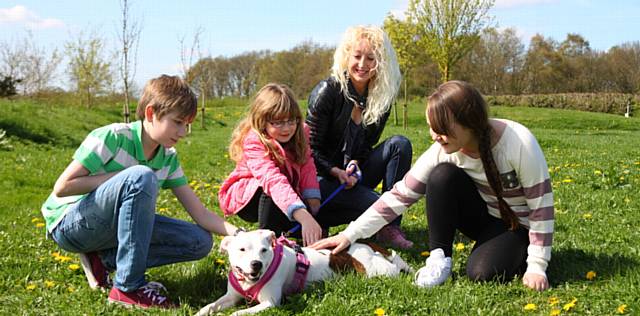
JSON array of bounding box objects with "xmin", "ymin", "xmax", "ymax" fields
[
  {"xmin": 79, "ymin": 252, "xmax": 111, "ymax": 290},
  {"xmin": 108, "ymin": 282, "xmax": 176, "ymax": 309}
]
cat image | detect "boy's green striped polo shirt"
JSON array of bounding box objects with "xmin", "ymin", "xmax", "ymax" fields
[{"xmin": 41, "ymin": 120, "xmax": 188, "ymax": 232}]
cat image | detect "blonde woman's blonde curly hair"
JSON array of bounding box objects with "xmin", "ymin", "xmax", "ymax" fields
[{"xmin": 331, "ymin": 25, "xmax": 402, "ymax": 126}]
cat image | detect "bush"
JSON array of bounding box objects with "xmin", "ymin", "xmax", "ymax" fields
[{"xmin": 485, "ymin": 93, "xmax": 638, "ymax": 116}]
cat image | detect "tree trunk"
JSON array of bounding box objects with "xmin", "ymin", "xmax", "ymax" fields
[{"xmin": 201, "ymin": 88, "xmax": 206, "ymax": 129}]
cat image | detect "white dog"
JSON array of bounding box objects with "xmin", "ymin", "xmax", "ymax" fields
[{"xmin": 196, "ymin": 229, "xmax": 412, "ymax": 316}]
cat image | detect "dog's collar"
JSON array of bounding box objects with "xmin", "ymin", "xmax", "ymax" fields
[{"xmin": 228, "ymin": 236, "xmax": 310, "ymax": 302}]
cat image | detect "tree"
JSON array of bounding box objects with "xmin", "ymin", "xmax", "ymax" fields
[
  {"xmin": 179, "ymin": 26, "xmax": 206, "ymax": 129},
  {"xmin": 66, "ymin": 32, "xmax": 114, "ymax": 108},
  {"xmin": 456, "ymin": 27, "xmax": 525, "ymax": 94},
  {"xmin": 0, "ymin": 75, "xmax": 20, "ymax": 97},
  {"xmin": 117, "ymin": 0, "xmax": 142, "ymax": 123},
  {"xmin": 407, "ymin": 0, "xmax": 495, "ymax": 83},
  {"xmin": 606, "ymin": 42, "xmax": 640, "ymax": 93},
  {"xmin": 0, "ymin": 32, "xmax": 61, "ymax": 95},
  {"xmin": 384, "ymin": 14, "xmax": 423, "ymax": 127}
]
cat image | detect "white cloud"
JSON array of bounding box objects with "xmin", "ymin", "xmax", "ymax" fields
[
  {"xmin": 0, "ymin": 5, "xmax": 64, "ymax": 29},
  {"xmin": 494, "ymin": 0, "xmax": 556, "ymax": 9}
]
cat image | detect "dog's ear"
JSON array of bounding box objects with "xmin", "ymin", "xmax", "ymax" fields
[
  {"xmin": 219, "ymin": 235, "xmax": 234, "ymax": 254},
  {"xmin": 258, "ymin": 229, "xmax": 276, "ymax": 246}
]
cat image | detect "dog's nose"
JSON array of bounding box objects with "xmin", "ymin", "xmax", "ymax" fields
[{"xmin": 250, "ymin": 260, "xmax": 263, "ymax": 272}]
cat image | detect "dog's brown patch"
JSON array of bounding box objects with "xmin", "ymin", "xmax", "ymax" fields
[
  {"xmin": 329, "ymin": 250, "xmax": 366, "ymax": 274},
  {"xmin": 358, "ymin": 241, "xmax": 392, "ymax": 257}
]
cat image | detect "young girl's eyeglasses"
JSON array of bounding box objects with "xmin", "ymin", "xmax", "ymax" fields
[{"xmin": 269, "ymin": 118, "xmax": 299, "ymax": 129}]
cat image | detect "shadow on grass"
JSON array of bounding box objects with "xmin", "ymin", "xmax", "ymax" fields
[{"xmin": 548, "ymin": 248, "xmax": 638, "ymax": 285}]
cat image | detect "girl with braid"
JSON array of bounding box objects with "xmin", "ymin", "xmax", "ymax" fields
[{"xmin": 312, "ymin": 80, "xmax": 554, "ymax": 291}]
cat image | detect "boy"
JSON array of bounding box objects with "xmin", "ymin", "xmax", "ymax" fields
[{"xmin": 41, "ymin": 75, "xmax": 240, "ymax": 309}]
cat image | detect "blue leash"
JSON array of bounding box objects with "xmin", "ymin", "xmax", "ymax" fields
[{"xmin": 287, "ymin": 163, "xmax": 362, "ymax": 235}]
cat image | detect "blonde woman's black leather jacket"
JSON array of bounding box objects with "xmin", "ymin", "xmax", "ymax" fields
[{"xmin": 305, "ymin": 77, "xmax": 391, "ymax": 178}]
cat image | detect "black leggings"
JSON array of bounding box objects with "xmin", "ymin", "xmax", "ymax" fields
[{"xmin": 426, "ymin": 163, "xmax": 529, "ymax": 282}]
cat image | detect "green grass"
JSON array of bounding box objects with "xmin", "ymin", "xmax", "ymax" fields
[{"xmin": 1, "ymin": 99, "xmax": 639, "ymax": 315}]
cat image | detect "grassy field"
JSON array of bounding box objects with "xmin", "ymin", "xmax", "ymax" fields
[{"xmin": 0, "ymin": 98, "xmax": 639, "ymax": 315}]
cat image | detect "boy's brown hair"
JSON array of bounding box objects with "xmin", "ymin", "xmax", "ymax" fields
[{"xmin": 136, "ymin": 75, "xmax": 198, "ymax": 120}]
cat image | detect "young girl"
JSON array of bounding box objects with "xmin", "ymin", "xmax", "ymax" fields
[
  {"xmin": 312, "ymin": 80, "xmax": 554, "ymax": 291},
  {"xmin": 219, "ymin": 83, "xmax": 323, "ymax": 246}
]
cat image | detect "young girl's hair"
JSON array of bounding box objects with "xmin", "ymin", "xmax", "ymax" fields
[
  {"xmin": 426, "ymin": 80, "xmax": 519, "ymax": 230},
  {"xmin": 229, "ymin": 83, "xmax": 307, "ymax": 166},
  {"xmin": 331, "ymin": 25, "xmax": 402, "ymax": 126}
]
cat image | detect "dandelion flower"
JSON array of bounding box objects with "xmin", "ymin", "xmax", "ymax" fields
[
  {"xmin": 31, "ymin": 217, "xmax": 42, "ymax": 223},
  {"xmin": 35, "ymin": 223, "xmax": 45, "ymax": 228},
  {"xmin": 420, "ymin": 251, "xmax": 430, "ymax": 257},
  {"xmin": 26, "ymin": 284, "xmax": 36, "ymax": 290},
  {"xmin": 68, "ymin": 264, "xmax": 80, "ymax": 271},
  {"xmin": 523, "ymin": 303, "xmax": 536, "ymax": 311},
  {"xmin": 548, "ymin": 297, "xmax": 559, "ymax": 305},
  {"xmin": 617, "ymin": 304, "xmax": 627, "ymax": 314},
  {"xmin": 583, "ymin": 213, "xmax": 592, "ymax": 220},
  {"xmin": 563, "ymin": 298, "xmax": 577, "ymax": 311},
  {"xmin": 216, "ymin": 259, "xmax": 225, "ymax": 265},
  {"xmin": 45, "ymin": 280, "xmax": 55, "ymax": 288},
  {"xmin": 67, "ymin": 286, "xmax": 75, "ymax": 293},
  {"xmin": 455, "ymin": 243, "xmax": 465, "ymax": 251},
  {"xmin": 594, "ymin": 170, "xmax": 602, "ymax": 175},
  {"xmin": 374, "ymin": 308, "xmax": 385, "ymax": 316},
  {"xmin": 586, "ymin": 270, "xmax": 596, "ymax": 280},
  {"xmin": 411, "ymin": 214, "xmax": 418, "ymax": 220},
  {"xmin": 562, "ymin": 178, "xmax": 573, "ymax": 183},
  {"xmin": 550, "ymin": 308, "xmax": 561, "ymax": 316}
]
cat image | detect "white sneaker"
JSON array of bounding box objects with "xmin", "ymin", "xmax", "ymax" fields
[{"xmin": 414, "ymin": 248, "xmax": 452, "ymax": 288}]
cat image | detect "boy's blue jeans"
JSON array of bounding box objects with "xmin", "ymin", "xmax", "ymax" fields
[{"xmin": 51, "ymin": 165, "xmax": 213, "ymax": 292}]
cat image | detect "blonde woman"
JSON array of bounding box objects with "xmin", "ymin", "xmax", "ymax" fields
[
  {"xmin": 306, "ymin": 25, "xmax": 413, "ymax": 249},
  {"xmin": 219, "ymin": 83, "xmax": 323, "ymax": 246}
]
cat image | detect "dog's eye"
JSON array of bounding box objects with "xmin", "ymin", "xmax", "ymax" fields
[{"xmin": 260, "ymin": 248, "xmax": 267, "ymax": 253}]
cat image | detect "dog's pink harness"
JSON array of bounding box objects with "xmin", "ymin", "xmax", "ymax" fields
[{"xmin": 229, "ymin": 236, "xmax": 310, "ymax": 302}]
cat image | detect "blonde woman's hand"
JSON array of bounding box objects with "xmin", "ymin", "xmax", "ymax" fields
[
  {"xmin": 310, "ymin": 234, "xmax": 351, "ymax": 254},
  {"xmin": 523, "ymin": 272, "xmax": 549, "ymax": 291}
]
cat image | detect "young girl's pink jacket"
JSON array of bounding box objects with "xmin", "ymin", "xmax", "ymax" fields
[{"xmin": 218, "ymin": 124, "xmax": 321, "ymax": 220}]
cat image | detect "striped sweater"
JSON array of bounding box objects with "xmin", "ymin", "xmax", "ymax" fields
[{"xmin": 342, "ymin": 119, "xmax": 554, "ymax": 276}]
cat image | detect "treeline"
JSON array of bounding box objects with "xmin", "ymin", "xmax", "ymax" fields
[{"xmin": 186, "ymin": 28, "xmax": 640, "ymax": 100}]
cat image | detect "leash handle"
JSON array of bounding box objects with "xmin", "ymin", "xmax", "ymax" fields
[{"xmin": 287, "ymin": 165, "xmax": 362, "ymax": 236}]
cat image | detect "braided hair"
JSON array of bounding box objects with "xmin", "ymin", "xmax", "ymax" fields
[{"xmin": 426, "ymin": 80, "xmax": 519, "ymax": 230}]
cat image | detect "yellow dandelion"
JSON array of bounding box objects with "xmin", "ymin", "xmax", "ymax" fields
[
  {"xmin": 68, "ymin": 264, "xmax": 80, "ymax": 271},
  {"xmin": 31, "ymin": 217, "xmax": 42, "ymax": 223},
  {"xmin": 411, "ymin": 214, "xmax": 418, "ymax": 220},
  {"xmin": 624, "ymin": 197, "xmax": 630, "ymax": 203},
  {"xmin": 594, "ymin": 170, "xmax": 602, "ymax": 175},
  {"xmin": 563, "ymin": 298, "xmax": 577, "ymax": 311},
  {"xmin": 26, "ymin": 284, "xmax": 37, "ymax": 290},
  {"xmin": 550, "ymin": 308, "xmax": 561, "ymax": 316},
  {"xmin": 374, "ymin": 308, "xmax": 385, "ymax": 316},
  {"xmin": 216, "ymin": 259, "xmax": 226, "ymax": 265},
  {"xmin": 44, "ymin": 280, "xmax": 55, "ymax": 288},
  {"xmin": 548, "ymin": 297, "xmax": 559, "ymax": 306},
  {"xmin": 523, "ymin": 303, "xmax": 536, "ymax": 311},
  {"xmin": 583, "ymin": 213, "xmax": 592, "ymax": 220},
  {"xmin": 617, "ymin": 304, "xmax": 627, "ymax": 314},
  {"xmin": 204, "ymin": 183, "xmax": 211, "ymax": 188},
  {"xmin": 586, "ymin": 270, "xmax": 596, "ymax": 280},
  {"xmin": 562, "ymin": 178, "xmax": 573, "ymax": 183},
  {"xmin": 35, "ymin": 222, "xmax": 45, "ymax": 228},
  {"xmin": 213, "ymin": 185, "xmax": 221, "ymax": 190},
  {"xmin": 67, "ymin": 286, "xmax": 75, "ymax": 293},
  {"xmin": 420, "ymin": 251, "xmax": 430, "ymax": 257},
  {"xmin": 55, "ymin": 256, "xmax": 73, "ymax": 263},
  {"xmin": 619, "ymin": 176, "xmax": 625, "ymax": 181},
  {"xmin": 634, "ymin": 161, "xmax": 640, "ymax": 165},
  {"xmin": 52, "ymin": 251, "xmax": 61, "ymax": 258},
  {"xmin": 455, "ymin": 243, "xmax": 465, "ymax": 251}
]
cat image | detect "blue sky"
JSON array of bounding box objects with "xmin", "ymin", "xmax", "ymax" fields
[{"xmin": 1, "ymin": 0, "xmax": 639, "ymax": 89}]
